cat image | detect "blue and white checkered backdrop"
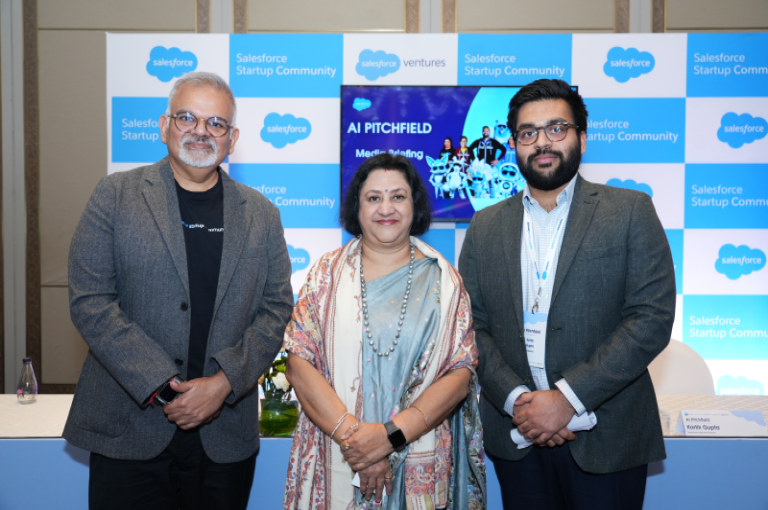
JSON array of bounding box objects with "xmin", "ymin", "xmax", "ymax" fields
[{"xmin": 107, "ymin": 32, "xmax": 768, "ymax": 397}]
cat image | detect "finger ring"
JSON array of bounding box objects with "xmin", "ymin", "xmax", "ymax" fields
[
  {"xmin": 342, "ymin": 441, "xmax": 350, "ymax": 450},
  {"xmin": 384, "ymin": 472, "xmax": 394, "ymax": 480}
]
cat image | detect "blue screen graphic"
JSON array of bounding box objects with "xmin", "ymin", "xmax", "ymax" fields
[{"xmin": 341, "ymin": 86, "xmax": 525, "ymax": 221}]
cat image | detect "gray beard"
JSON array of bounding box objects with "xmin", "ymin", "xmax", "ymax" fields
[{"xmin": 178, "ymin": 134, "xmax": 218, "ymax": 168}]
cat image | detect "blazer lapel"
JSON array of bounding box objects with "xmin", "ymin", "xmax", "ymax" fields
[
  {"xmin": 142, "ymin": 158, "xmax": 190, "ymax": 298},
  {"xmin": 212, "ymin": 171, "xmax": 249, "ymax": 318},
  {"xmin": 500, "ymin": 196, "xmax": 526, "ymax": 336},
  {"xmin": 550, "ymin": 175, "xmax": 599, "ymax": 307}
]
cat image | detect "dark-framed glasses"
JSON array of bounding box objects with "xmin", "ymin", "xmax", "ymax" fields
[
  {"xmin": 514, "ymin": 122, "xmax": 579, "ymax": 146},
  {"xmin": 170, "ymin": 112, "xmax": 232, "ymax": 138}
]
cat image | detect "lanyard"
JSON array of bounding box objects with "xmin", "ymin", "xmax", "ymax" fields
[{"xmin": 523, "ymin": 205, "xmax": 565, "ymax": 314}]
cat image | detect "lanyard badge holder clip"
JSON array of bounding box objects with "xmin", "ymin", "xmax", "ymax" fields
[{"xmin": 523, "ymin": 210, "xmax": 564, "ymax": 369}]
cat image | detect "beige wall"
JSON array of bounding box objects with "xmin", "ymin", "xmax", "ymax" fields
[{"xmin": 36, "ymin": 1, "xmax": 197, "ymax": 385}]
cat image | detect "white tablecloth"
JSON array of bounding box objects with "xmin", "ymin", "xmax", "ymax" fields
[
  {"xmin": 0, "ymin": 394, "xmax": 73, "ymax": 438},
  {"xmin": 3, "ymin": 394, "xmax": 767, "ymax": 439}
]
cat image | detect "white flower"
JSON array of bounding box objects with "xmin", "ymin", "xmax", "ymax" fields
[{"xmin": 273, "ymin": 372, "xmax": 290, "ymax": 392}]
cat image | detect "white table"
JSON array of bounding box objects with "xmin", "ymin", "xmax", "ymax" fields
[
  {"xmin": 0, "ymin": 394, "xmax": 74, "ymax": 437},
  {"xmin": 2, "ymin": 395, "xmax": 767, "ymax": 509}
]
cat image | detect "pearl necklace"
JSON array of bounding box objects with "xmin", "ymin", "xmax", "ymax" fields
[{"xmin": 360, "ymin": 243, "xmax": 415, "ymax": 360}]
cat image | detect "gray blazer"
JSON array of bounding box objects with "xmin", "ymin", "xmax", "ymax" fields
[
  {"xmin": 459, "ymin": 175, "xmax": 675, "ymax": 474},
  {"xmin": 63, "ymin": 157, "xmax": 293, "ymax": 463}
]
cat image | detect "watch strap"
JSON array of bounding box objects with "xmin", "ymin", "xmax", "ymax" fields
[{"xmin": 384, "ymin": 421, "xmax": 407, "ymax": 451}]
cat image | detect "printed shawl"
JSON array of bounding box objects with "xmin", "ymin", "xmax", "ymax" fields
[{"xmin": 283, "ymin": 236, "xmax": 485, "ymax": 510}]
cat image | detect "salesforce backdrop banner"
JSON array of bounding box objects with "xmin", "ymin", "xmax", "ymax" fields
[{"xmin": 107, "ymin": 32, "xmax": 768, "ymax": 397}]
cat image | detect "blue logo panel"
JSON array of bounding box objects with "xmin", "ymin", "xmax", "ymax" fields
[
  {"xmin": 684, "ymin": 295, "xmax": 768, "ymax": 360},
  {"xmin": 228, "ymin": 164, "xmax": 339, "ymax": 228},
  {"xmin": 287, "ymin": 245, "xmax": 310, "ymax": 274},
  {"xmin": 353, "ymin": 98, "xmax": 372, "ymax": 111},
  {"xmin": 230, "ymin": 34, "xmax": 343, "ymax": 97},
  {"xmin": 685, "ymin": 164, "xmax": 768, "ymax": 229},
  {"xmin": 356, "ymin": 49, "xmax": 400, "ymax": 81},
  {"xmin": 458, "ymin": 34, "xmax": 572, "ymax": 85},
  {"xmin": 146, "ymin": 46, "xmax": 197, "ymax": 82},
  {"xmin": 582, "ymin": 98, "xmax": 685, "ymax": 163},
  {"xmin": 112, "ymin": 97, "xmax": 167, "ymax": 163},
  {"xmin": 714, "ymin": 244, "xmax": 766, "ymax": 280},
  {"xmin": 606, "ymin": 178, "xmax": 653, "ymax": 196},
  {"xmin": 716, "ymin": 375, "xmax": 764, "ymax": 396},
  {"xmin": 603, "ymin": 47, "xmax": 655, "ymax": 83},
  {"xmin": 665, "ymin": 229, "xmax": 683, "ymax": 295},
  {"xmin": 260, "ymin": 113, "xmax": 312, "ymax": 149},
  {"xmin": 418, "ymin": 229, "xmax": 456, "ymax": 265},
  {"xmin": 717, "ymin": 112, "xmax": 767, "ymax": 148},
  {"xmin": 687, "ymin": 33, "xmax": 768, "ymax": 97}
]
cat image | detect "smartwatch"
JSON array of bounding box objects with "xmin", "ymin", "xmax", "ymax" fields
[
  {"xmin": 155, "ymin": 376, "xmax": 184, "ymax": 406},
  {"xmin": 384, "ymin": 421, "xmax": 407, "ymax": 452}
]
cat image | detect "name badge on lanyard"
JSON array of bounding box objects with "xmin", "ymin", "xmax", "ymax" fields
[
  {"xmin": 522, "ymin": 208, "xmax": 564, "ymax": 369},
  {"xmin": 524, "ymin": 311, "xmax": 548, "ymax": 369}
]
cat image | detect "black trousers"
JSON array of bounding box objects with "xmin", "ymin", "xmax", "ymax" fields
[
  {"xmin": 89, "ymin": 428, "xmax": 256, "ymax": 510},
  {"xmin": 488, "ymin": 443, "xmax": 647, "ymax": 510}
]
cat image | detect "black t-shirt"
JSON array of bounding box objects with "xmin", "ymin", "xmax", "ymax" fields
[
  {"xmin": 175, "ymin": 175, "xmax": 224, "ymax": 381},
  {"xmin": 468, "ymin": 137, "xmax": 506, "ymax": 165}
]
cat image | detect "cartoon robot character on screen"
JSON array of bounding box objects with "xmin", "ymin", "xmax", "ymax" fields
[
  {"xmin": 466, "ymin": 159, "xmax": 495, "ymax": 198},
  {"xmin": 496, "ymin": 161, "xmax": 525, "ymax": 198},
  {"xmin": 493, "ymin": 120, "xmax": 512, "ymax": 145},
  {"xmin": 427, "ymin": 153, "xmax": 468, "ymax": 199}
]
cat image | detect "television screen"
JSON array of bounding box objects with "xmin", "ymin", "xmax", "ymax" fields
[{"xmin": 341, "ymin": 85, "xmax": 526, "ymax": 221}]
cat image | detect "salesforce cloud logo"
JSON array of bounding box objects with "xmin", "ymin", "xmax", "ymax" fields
[
  {"xmin": 717, "ymin": 375, "xmax": 764, "ymax": 396},
  {"xmin": 146, "ymin": 46, "xmax": 198, "ymax": 82},
  {"xmin": 717, "ymin": 112, "xmax": 767, "ymax": 149},
  {"xmin": 356, "ymin": 50, "xmax": 400, "ymax": 81},
  {"xmin": 606, "ymin": 178, "xmax": 653, "ymax": 197},
  {"xmin": 714, "ymin": 244, "xmax": 766, "ymax": 280},
  {"xmin": 287, "ymin": 245, "xmax": 310, "ymax": 274},
  {"xmin": 353, "ymin": 97, "xmax": 372, "ymax": 111},
  {"xmin": 260, "ymin": 113, "xmax": 311, "ymax": 149},
  {"xmin": 603, "ymin": 47, "xmax": 655, "ymax": 83}
]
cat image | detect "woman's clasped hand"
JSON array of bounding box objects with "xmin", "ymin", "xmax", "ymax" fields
[{"xmin": 340, "ymin": 423, "xmax": 394, "ymax": 502}]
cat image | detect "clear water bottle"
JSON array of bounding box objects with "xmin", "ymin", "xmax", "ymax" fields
[{"xmin": 17, "ymin": 357, "xmax": 38, "ymax": 405}]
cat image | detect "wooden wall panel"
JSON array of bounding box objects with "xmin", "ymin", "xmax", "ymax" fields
[
  {"xmin": 457, "ymin": 0, "xmax": 614, "ymax": 32},
  {"xmin": 38, "ymin": 31, "xmax": 107, "ymax": 288},
  {"xmin": 246, "ymin": 0, "xmax": 405, "ymax": 32},
  {"xmin": 667, "ymin": 0, "xmax": 768, "ymax": 31},
  {"xmin": 41, "ymin": 287, "xmax": 87, "ymax": 384},
  {"xmin": 37, "ymin": 0, "xmax": 196, "ymax": 31}
]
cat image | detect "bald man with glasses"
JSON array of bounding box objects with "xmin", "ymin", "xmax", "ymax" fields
[{"xmin": 64, "ymin": 72, "xmax": 293, "ymax": 510}]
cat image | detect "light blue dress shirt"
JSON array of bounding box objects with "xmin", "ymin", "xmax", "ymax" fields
[{"xmin": 503, "ymin": 175, "xmax": 588, "ymax": 418}]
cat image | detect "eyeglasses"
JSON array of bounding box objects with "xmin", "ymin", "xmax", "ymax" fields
[
  {"xmin": 170, "ymin": 112, "xmax": 232, "ymax": 138},
  {"xmin": 514, "ymin": 122, "xmax": 579, "ymax": 146}
]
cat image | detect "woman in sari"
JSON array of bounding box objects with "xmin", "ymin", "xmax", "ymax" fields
[{"xmin": 282, "ymin": 154, "xmax": 485, "ymax": 510}]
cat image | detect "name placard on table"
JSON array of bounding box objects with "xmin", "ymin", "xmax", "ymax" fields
[{"xmin": 675, "ymin": 409, "xmax": 767, "ymax": 437}]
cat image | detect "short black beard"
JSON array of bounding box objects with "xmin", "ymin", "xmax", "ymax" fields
[{"xmin": 516, "ymin": 141, "xmax": 582, "ymax": 192}]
